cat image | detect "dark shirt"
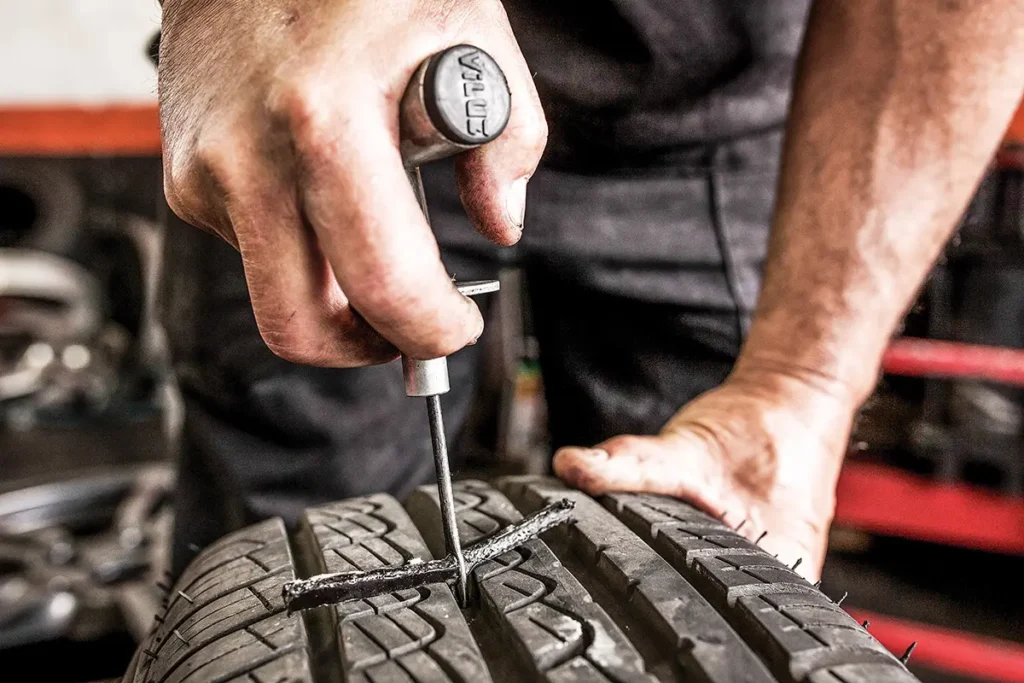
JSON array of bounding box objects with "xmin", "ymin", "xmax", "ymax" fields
[{"xmin": 505, "ymin": 0, "xmax": 811, "ymax": 171}]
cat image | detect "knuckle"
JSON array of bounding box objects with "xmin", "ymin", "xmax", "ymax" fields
[
  {"xmin": 194, "ymin": 131, "xmax": 242, "ymax": 191},
  {"xmin": 512, "ymin": 105, "xmax": 549, "ymax": 160},
  {"xmin": 606, "ymin": 434, "xmax": 644, "ymax": 454},
  {"xmin": 265, "ymin": 339, "xmax": 327, "ymax": 366},
  {"xmin": 163, "ymin": 158, "xmax": 206, "ymax": 225},
  {"xmin": 415, "ymin": 332, "xmax": 466, "ymax": 360},
  {"xmin": 526, "ymin": 115, "xmax": 549, "ymax": 156},
  {"xmin": 261, "ymin": 324, "xmax": 332, "ymax": 367},
  {"xmin": 346, "ymin": 281, "xmax": 409, "ymax": 329},
  {"xmin": 267, "ymin": 78, "xmax": 334, "ymax": 145},
  {"xmin": 347, "ymin": 277, "xmax": 468, "ymax": 358}
]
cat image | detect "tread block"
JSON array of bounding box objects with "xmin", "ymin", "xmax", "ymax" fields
[
  {"xmin": 499, "ymin": 476, "xmax": 778, "ymax": 683},
  {"xmin": 407, "ymin": 480, "xmax": 658, "ymax": 683},
  {"xmin": 808, "ymin": 663, "xmax": 922, "ymax": 683},
  {"xmin": 303, "ymin": 494, "xmax": 491, "ymax": 683},
  {"xmin": 177, "ymin": 520, "xmax": 286, "ymax": 584},
  {"xmin": 607, "ymin": 492, "xmax": 919, "ymax": 683},
  {"xmin": 354, "ymin": 658, "xmax": 415, "ymax": 683},
  {"xmin": 169, "ymin": 616, "xmax": 305, "ymax": 683},
  {"xmin": 222, "ymin": 649, "xmax": 312, "ymax": 683},
  {"xmin": 132, "ymin": 518, "xmax": 313, "ymax": 683}
]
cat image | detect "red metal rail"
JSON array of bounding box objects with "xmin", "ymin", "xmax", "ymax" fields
[
  {"xmin": 846, "ymin": 608, "xmax": 1024, "ymax": 683},
  {"xmin": 835, "ymin": 461, "xmax": 1024, "ymax": 554},
  {"xmin": 883, "ymin": 338, "xmax": 1024, "ymax": 388}
]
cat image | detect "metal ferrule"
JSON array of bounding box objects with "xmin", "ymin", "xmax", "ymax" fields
[{"xmin": 403, "ymin": 356, "xmax": 450, "ymax": 397}]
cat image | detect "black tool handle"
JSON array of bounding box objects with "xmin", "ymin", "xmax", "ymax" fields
[{"xmin": 399, "ymin": 45, "xmax": 511, "ymax": 167}]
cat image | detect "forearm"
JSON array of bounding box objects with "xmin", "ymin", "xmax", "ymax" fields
[{"xmin": 736, "ymin": 0, "xmax": 1024, "ymax": 406}]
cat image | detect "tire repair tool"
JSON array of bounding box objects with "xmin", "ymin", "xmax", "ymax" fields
[{"xmin": 283, "ymin": 45, "xmax": 573, "ymax": 613}]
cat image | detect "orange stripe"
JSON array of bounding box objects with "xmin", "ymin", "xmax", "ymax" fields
[
  {"xmin": 0, "ymin": 105, "xmax": 160, "ymax": 155},
  {"xmin": 0, "ymin": 100, "xmax": 1019, "ymax": 154}
]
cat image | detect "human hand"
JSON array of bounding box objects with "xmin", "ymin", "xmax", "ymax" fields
[
  {"xmin": 553, "ymin": 369, "xmax": 858, "ymax": 581},
  {"xmin": 159, "ymin": 0, "xmax": 546, "ymax": 366}
]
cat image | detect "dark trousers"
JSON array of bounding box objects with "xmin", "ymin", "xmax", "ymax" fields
[{"xmin": 163, "ymin": 132, "xmax": 782, "ymax": 573}]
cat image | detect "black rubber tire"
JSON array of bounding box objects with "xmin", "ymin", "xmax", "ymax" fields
[{"xmin": 122, "ymin": 477, "xmax": 921, "ymax": 683}]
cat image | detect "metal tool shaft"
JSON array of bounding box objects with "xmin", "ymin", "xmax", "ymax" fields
[{"xmin": 425, "ymin": 395, "xmax": 468, "ymax": 605}]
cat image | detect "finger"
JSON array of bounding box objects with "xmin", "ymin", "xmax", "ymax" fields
[
  {"xmin": 553, "ymin": 434, "xmax": 749, "ymax": 520},
  {"xmin": 284, "ymin": 79, "xmax": 484, "ymax": 360},
  {"xmin": 455, "ymin": 29, "xmax": 548, "ymax": 245},
  {"xmin": 218, "ymin": 157, "xmax": 397, "ymax": 367}
]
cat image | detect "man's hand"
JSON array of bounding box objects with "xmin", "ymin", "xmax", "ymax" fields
[
  {"xmin": 554, "ymin": 368, "xmax": 856, "ymax": 581},
  {"xmin": 159, "ymin": 0, "xmax": 546, "ymax": 366}
]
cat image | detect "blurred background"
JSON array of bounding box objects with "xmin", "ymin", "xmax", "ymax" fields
[{"xmin": 0, "ymin": 4, "xmax": 1021, "ymax": 682}]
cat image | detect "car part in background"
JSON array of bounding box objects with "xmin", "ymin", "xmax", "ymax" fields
[
  {"xmin": 0, "ymin": 155, "xmax": 178, "ymax": 486},
  {"xmin": 0, "ymin": 156, "xmax": 176, "ymax": 435},
  {"xmin": 0, "ymin": 161, "xmax": 82, "ymax": 255},
  {"xmin": 0, "ymin": 465, "xmax": 172, "ymax": 680}
]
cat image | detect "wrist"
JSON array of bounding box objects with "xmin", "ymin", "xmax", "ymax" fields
[
  {"xmin": 726, "ymin": 353, "xmax": 862, "ymax": 447},
  {"xmin": 734, "ymin": 305, "xmax": 889, "ymax": 408},
  {"xmin": 730, "ymin": 352, "xmax": 862, "ymax": 409}
]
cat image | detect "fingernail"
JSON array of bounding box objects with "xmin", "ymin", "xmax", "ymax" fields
[
  {"xmin": 576, "ymin": 448, "xmax": 609, "ymax": 462},
  {"xmin": 469, "ymin": 310, "xmax": 485, "ymax": 345},
  {"xmin": 506, "ymin": 177, "xmax": 529, "ymax": 231}
]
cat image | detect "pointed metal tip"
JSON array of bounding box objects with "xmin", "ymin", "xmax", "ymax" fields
[
  {"xmin": 836, "ymin": 591, "xmax": 848, "ymax": 607},
  {"xmin": 900, "ymin": 642, "xmax": 918, "ymax": 665},
  {"xmin": 735, "ymin": 519, "xmax": 747, "ymax": 532},
  {"xmin": 813, "ymin": 580, "xmax": 822, "ymax": 589},
  {"xmin": 755, "ymin": 530, "xmax": 768, "ymax": 545},
  {"xmin": 791, "ymin": 557, "xmax": 803, "ymax": 571},
  {"xmin": 861, "ymin": 620, "xmax": 871, "ymax": 629}
]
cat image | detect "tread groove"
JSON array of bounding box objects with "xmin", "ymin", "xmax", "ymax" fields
[
  {"xmin": 288, "ymin": 517, "xmax": 344, "ymax": 683},
  {"xmin": 246, "ymin": 626, "xmax": 279, "ymax": 652},
  {"xmin": 246, "ymin": 553, "xmax": 272, "ymax": 572},
  {"xmin": 247, "ymin": 585, "xmax": 274, "ymax": 612}
]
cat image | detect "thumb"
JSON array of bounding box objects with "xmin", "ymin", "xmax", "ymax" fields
[
  {"xmin": 455, "ymin": 36, "xmax": 547, "ymax": 246},
  {"xmin": 553, "ymin": 434, "xmax": 746, "ymax": 521}
]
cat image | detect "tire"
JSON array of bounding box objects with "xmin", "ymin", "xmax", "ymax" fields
[{"xmin": 122, "ymin": 477, "xmax": 921, "ymax": 683}]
